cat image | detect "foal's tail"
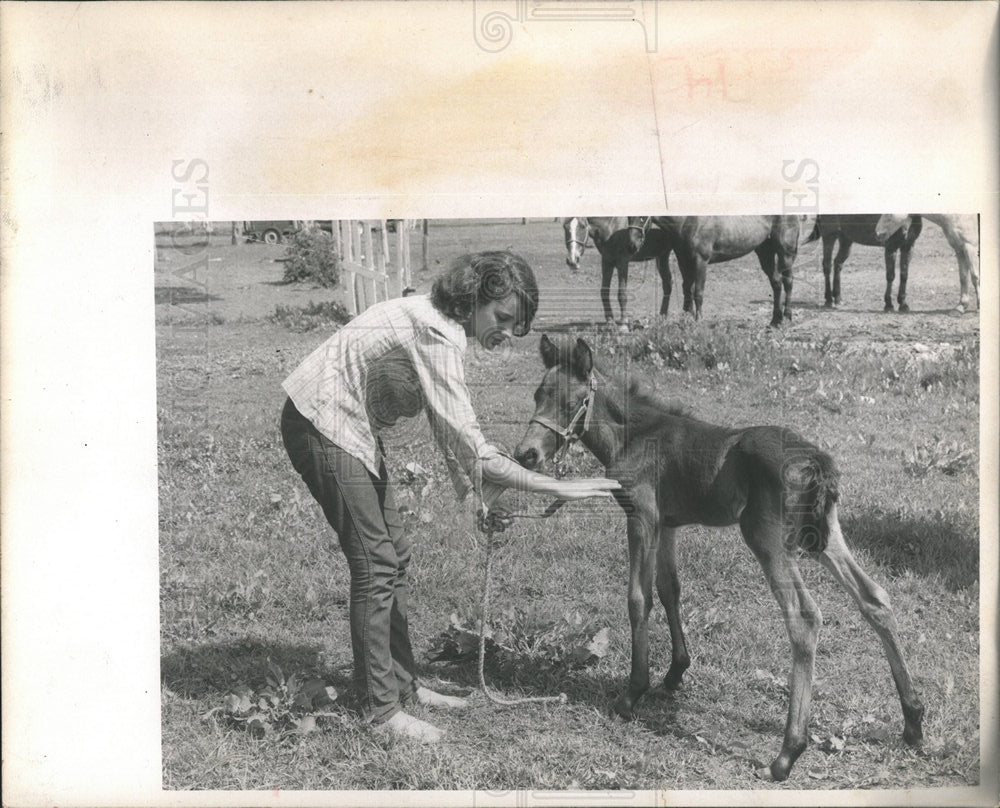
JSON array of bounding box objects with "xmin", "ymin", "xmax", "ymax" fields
[{"xmin": 740, "ymin": 427, "xmax": 840, "ymax": 554}]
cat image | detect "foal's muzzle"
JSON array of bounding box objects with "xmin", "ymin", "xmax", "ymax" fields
[{"xmin": 515, "ymin": 446, "xmax": 541, "ymax": 470}]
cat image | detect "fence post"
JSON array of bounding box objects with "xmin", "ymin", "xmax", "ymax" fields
[
  {"xmin": 363, "ymin": 222, "xmax": 376, "ymax": 309},
  {"xmin": 421, "ymin": 219, "xmax": 429, "ymax": 273}
]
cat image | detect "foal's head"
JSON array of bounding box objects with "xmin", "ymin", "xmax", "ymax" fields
[
  {"xmin": 562, "ymin": 217, "xmax": 589, "ymax": 270},
  {"xmin": 514, "ymin": 334, "xmax": 595, "ymax": 471}
]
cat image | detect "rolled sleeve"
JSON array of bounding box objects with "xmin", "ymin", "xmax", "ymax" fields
[{"xmin": 410, "ymin": 326, "xmax": 501, "ymax": 498}]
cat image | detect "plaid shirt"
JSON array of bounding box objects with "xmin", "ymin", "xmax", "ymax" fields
[{"xmin": 282, "ymin": 293, "xmax": 501, "ymax": 498}]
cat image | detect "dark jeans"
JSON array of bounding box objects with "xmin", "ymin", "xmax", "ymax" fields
[{"xmin": 280, "ymin": 397, "xmax": 419, "ymax": 724}]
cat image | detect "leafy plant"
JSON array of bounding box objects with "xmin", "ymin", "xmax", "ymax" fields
[
  {"xmin": 282, "ymin": 229, "xmax": 341, "ymax": 287},
  {"xmin": 427, "ymin": 609, "xmax": 610, "ymax": 673},
  {"xmin": 270, "ymin": 300, "xmax": 351, "ymax": 333},
  {"xmin": 903, "ymin": 437, "xmax": 975, "ymax": 477},
  {"xmin": 205, "ymin": 660, "xmax": 339, "ymax": 738}
]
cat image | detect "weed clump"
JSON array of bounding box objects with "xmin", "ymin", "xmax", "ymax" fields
[
  {"xmin": 282, "ymin": 229, "xmax": 341, "ymax": 287},
  {"xmin": 270, "ymin": 300, "xmax": 352, "ymax": 333}
]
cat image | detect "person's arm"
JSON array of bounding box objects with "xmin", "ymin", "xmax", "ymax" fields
[
  {"xmin": 480, "ymin": 453, "xmax": 618, "ymax": 501},
  {"xmin": 412, "ymin": 327, "xmax": 619, "ymax": 504}
]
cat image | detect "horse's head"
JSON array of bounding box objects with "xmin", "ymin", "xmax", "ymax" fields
[
  {"xmin": 875, "ymin": 214, "xmax": 912, "ymax": 243},
  {"xmin": 514, "ymin": 334, "xmax": 595, "ymax": 471},
  {"xmin": 562, "ymin": 217, "xmax": 589, "ymax": 271},
  {"xmin": 625, "ymin": 216, "xmax": 652, "ymax": 255}
]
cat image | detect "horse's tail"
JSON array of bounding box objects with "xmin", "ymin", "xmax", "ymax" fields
[
  {"xmin": 740, "ymin": 427, "xmax": 840, "ymax": 554},
  {"xmin": 801, "ymin": 219, "xmax": 821, "ymax": 245}
]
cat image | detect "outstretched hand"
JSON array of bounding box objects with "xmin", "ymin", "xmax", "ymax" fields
[
  {"xmin": 552, "ymin": 477, "xmax": 621, "ymax": 501},
  {"xmin": 478, "ymin": 507, "xmax": 515, "ymax": 535}
]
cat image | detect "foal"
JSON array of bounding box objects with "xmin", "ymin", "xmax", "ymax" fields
[{"xmin": 513, "ymin": 335, "xmax": 924, "ymax": 781}]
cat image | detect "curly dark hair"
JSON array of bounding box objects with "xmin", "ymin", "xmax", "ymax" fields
[{"xmin": 431, "ymin": 250, "xmax": 539, "ymax": 336}]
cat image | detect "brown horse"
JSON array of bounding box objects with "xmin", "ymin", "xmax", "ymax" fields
[
  {"xmin": 875, "ymin": 213, "xmax": 980, "ymax": 313},
  {"xmin": 626, "ymin": 216, "xmax": 800, "ymax": 327},
  {"xmin": 513, "ymin": 335, "xmax": 924, "ymax": 782},
  {"xmin": 803, "ymin": 214, "xmax": 923, "ymax": 311},
  {"xmin": 561, "ymin": 217, "xmax": 679, "ymax": 329}
]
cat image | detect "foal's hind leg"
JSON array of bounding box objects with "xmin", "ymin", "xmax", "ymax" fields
[
  {"xmin": 742, "ymin": 516, "xmax": 822, "ymax": 781},
  {"xmin": 817, "ymin": 507, "xmax": 924, "ymax": 745},
  {"xmin": 655, "ymin": 527, "xmax": 691, "ymax": 690}
]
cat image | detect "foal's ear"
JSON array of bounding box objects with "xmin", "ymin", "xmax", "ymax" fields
[
  {"xmin": 539, "ymin": 334, "xmax": 560, "ymax": 368},
  {"xmin": 571, "ymin": 338, "xmax": 593, "ymax": 380}
]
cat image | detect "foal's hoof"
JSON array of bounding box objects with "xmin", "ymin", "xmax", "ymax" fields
[
  {"xmin": 610, "ymin": 698, "xmax": 636, "ymax": 721},
  {"xmin": 824, "ymin": 300, "xmax": 834, "ymax": 309},
  {"xmin": 884, "ymin": 302, "xmax": 894, "ymax": 312},
  {"xmin": 662, "ymin": 671, "xmax": 686, "ymax": 691},
  {"xmin": 898, "ymin": 302, "xmax": 910, "ymax": 313},
  {"xmin": 903, "ymin": 703, "xmax": 925, "ymax": 746}
]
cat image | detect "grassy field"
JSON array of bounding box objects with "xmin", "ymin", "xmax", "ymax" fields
[{"xmin": 157, "ymin": 220, "xmax": 981, "ymax": 793}]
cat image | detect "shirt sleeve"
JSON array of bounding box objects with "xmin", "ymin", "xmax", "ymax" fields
[{"xmin": 410, "ymin": 325, "xmax": 502, "ymax": 499}]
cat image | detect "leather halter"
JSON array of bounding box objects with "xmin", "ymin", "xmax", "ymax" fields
[
  {"xmin": 529, "ymin": 374, "xmax": 597, "ymax": 447},
  {"xmin": 565, "ymin": 219, "xmax": 590, "ymax": 252},
  {"xmin": 627, "ymin": 216, "xmax": 652, "ymax": 236}
]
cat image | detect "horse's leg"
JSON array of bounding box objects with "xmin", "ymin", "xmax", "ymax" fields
[
  {"xmin": 599, "ymin": 254, "xmax": 615, "ymax": 325},
  {"xmin": 656, "ymin": 252, "xmax": 673, "ymax": 317},
  {"xmin": 655, "ymin": 527, "xmax": 691, "ymax": 689},
  {"xmin": 831, "ymin": 238, "xmax": 851, "ymax": 307},
  {"xmin": 691, "ymin": 255, "xmax": 708, "ymax": 320},
  {"xmin": 778, "ymin": 242, "xmax": 796, "ymax": 322},
  {"xmin": 614, "ymin": 506, "xmax": 657, "ymax": 719},
  {"xmin": 755, "ymin": 245, "xmax": 783, "ymax": 327},
  {"xmin": 821, "ymin": 235, "xmax": 836, "ymax": 307},
  {"xmin": 817, "ymin": 506, "xmax": 925, "ymax": 745},
  {"xmin": 944, "ymin": 229, "xmax": 975, "ymax": 312},
  {"xmin": 617, "ymin": 260, "xmax": 630, "ymax": 329},
  {"xmin": 743, "ymin": 533, "xmax": 822, "ymax": 781},
  {"xmin": 883, "ymin": 248, "xmax": 897, "ymax": 312},
  {"xmin": 957, "ymin": 240, "xmax": 980, "ymax": 312},
  {"xmin": 897, "ymin": 244, "xmax": 911, "ymax": 312},
  {"xmin": 676, "ymin": 249, "xmax": 695, "ymax": 314}
]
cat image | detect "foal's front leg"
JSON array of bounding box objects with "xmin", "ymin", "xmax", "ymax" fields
[
  {"xmin": 656, "ymin": 527, "xmax": 691, "ymax": 690},
  {"xmin": 613, "ymin": 505, "xmax": 658, "ymax": 719}
]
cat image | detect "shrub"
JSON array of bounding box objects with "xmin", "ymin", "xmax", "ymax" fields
[
  {"xmin": 270, "ymin": 300, "xmax": 352, "ymax": 333},
  {"xmin": 282, "ymin": 229, "xmax": 340, "ymax": 287}
]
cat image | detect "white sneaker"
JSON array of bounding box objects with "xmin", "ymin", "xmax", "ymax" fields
[
  {"xmin": 380, "ymin": 710, "xmax": 443, "ymax": 743},
  {"xmin": 415, "ymin": 686, "xmax": 470, "ymax": 710}
]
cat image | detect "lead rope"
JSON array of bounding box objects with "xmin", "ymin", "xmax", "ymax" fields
[
  {"xmin": 474, "ymin": 461, "xmax": 568, "ymax": 707},
  {"xmin": 476, "ymin": 526, "xmax": 567, "ymax": 707},
  {"xmin": 471, "ymin": 377, "xmax": 598, "ymax": 706}
]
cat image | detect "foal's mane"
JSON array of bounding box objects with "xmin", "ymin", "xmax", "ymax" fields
[{"xmin": 590, "ymin": 358, "xmax": 693, "ymax": 435}]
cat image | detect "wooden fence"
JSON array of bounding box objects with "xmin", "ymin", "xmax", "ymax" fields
[{"xmin": 332, "ymin": 220, "xmax": 427, "ymax": 316}]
